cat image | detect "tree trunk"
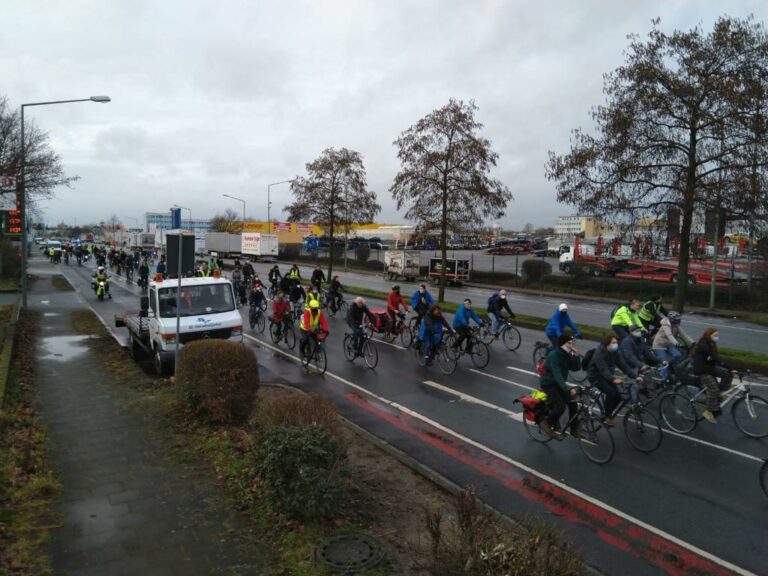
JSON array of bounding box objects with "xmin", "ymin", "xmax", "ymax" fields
[
  {"xmin": 328, "ymin": 215, "xmax": 334, "ymax": 283},
  {"xmin": 439, "ymin": 187, "xmax": 448, "ymax": 302},
  {"xmin": 675, "ymin": 200, "xmax": 694, "ymax": 312}
]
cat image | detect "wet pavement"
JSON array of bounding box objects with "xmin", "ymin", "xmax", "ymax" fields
[{"xmin": 29, "ymin": 265, "xmax": 271, "ymax": 576}]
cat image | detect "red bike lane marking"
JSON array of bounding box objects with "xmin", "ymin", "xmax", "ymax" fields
[{"xmin": 345, "ymin": 391, "xmax": 740, "ymax": 576}]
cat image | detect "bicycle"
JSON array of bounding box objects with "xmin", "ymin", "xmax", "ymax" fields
[
  {"xmin": 383, "ymin": 311, "xmax": 413, "ymax": 348},
  {"xmin": 248, "ymin": 302, "xmax": 266, "ymax": 333},
  {"xmin": 673, "ymin": 370, "xmax": 767, "ymax": 438},
  {"xmin": 291, "ymin": 300, "xmax": 304, "ymax": 324},
  {"xmin": 267, "ymin": 281, "xmax": 279, "ymax": 300},
  {"xmin": 412, "ymin": 332, "xmax": 457, "ymax": 375},
  {"xmin": 269, "ymin": 313, "xmax": 297, "ymax": 350},
  {"xmin": 444, "ymin": 326, "xmax": 490, "ymax": 369},
  {"xmin": 301, "ymin": 330, "xmax": 328, "ymax": 375},
  {"xmin": 343, "ymin": 329, "xmax": 378, "ymax": 369},
  {"xmin": 478, "ymin": 317, "xmax": 521, "ymax": 351},
  {"xmin": 326, "ymin": 293, "xmax": 348, "ymax": 318},
  {"xmin": 532, "ymin": 341, "xmax": 588, "ymax": 383},
  {"xmin": 521, "ymin": 386, "xmax": 615, "ymax": 465},
  {"xmin": 601, "ymin": 377, "xmax": 664, "ymax": 453}
]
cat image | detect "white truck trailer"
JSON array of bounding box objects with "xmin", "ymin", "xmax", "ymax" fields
[{"xmin": 241, "ymin": 233, "xmax": 279, "ymax": 261}]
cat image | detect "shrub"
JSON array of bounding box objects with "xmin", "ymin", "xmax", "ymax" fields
[
  {"xmin": 356, "ymin": 243, "xmax": 371, "ymax": 263},
  {"xmin": 278, "ymin": 243, "xmax": 302, "ymax": 260},
  {"xmin": 0, "ymin": 239, "xmax": 21, "ymax": 279},
  {"xmin": 521, "ymin": 259, "xmax": 552, "ymax": 282},
  {"xmin": 256, "ymin": 424, "xmax": 346, "ymax": 520},
  {"xmin": 418, "ymin": 487, "xmax": 585, "ymax": 575},
  {"xmin": 254, "ymin": 392, "xmax": 340, "ymax": 437},
  {"xmin": 176, "ymin": 340, "xmax": 259, "ymax": 425}
]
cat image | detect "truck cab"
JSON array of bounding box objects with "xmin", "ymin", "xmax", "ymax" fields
[{"xmin": 121, "ymin": 276, "xmax": 243, "ymax": 374}]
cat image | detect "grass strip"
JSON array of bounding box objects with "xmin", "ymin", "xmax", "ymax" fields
[
  {"xmin": 50, "ymin": 275, "xmax": 74, "ymax": 292},
  {"xmin": 342, "ymin": 284, "xmax": 768, "ymax": 374}
]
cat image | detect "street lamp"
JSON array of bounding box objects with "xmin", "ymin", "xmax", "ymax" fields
[
  {"xmin": 173, "ymin": 204, "xmax": 192, "ymax": 230},
  {"xmin": 222, "ymin": 194, "xmax": 246, "ymax": 221},
  {"xmin": 267, "ymin": 179, "xmax": 294, "ymax": 224},
  {"xmin": 20, "ymin": 95, "xmax": 111, "ymax": 308}
]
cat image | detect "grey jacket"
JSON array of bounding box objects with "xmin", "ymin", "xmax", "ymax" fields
[{"xmin": 652, "ymin": 317, "xmax": 693, "ymax": 350}]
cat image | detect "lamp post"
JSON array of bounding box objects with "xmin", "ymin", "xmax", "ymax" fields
[
  {"xmin": 267, "ymin": 179, "xmax": 294, "ymax": 225},
  {"xmin": 222, "ymin": 194, "xmax": 246, "ymax": 222},
  {"xmin": 173, "ymin": 204, "xmax": 192, "ymax": 230},
  {"xmin": 20, "ymin": 95, "xmax": 111, "ymax": 308}
]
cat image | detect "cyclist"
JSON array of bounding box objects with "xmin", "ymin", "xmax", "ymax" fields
[
  {"xmin": 545, "ymin": 303, "xmax": 582, "ymax": 350},
  {"xmin": 305, "ymin": 283, "xmax": 322, "ymax": 310},
  {"xmin": 538, "ymin": 334, "xmax": 583, "ymax": 438},
  {"xmin": 91, "ymin": 266, "xmax": 111, "ymax": 298},
  {"xmin": 693, "ymin": 328, "xmax": 736, "ymax": 424},
  {"xmin": 271, "ymin": 291, "xmax": 293, "ymax": 338},
  {"xmin": 486, "ymin": 289, "xmax": 516, "ymax": 337},
  {"xmin": 386, "ymin": 285, "xmax": 410, "ymax": 329},
  {"xmin": 451, "ymin": 299, "xmax": 482, "ymax": 352},
  {"xmin": 124, "ymin": 254, "xmax": 135, "ymax": 283},
  {"xmin": 619, "ymin": 324, "xmax": 661, "ymax": 378},
  {"xmin": 242, "ymin": 260, "xmax": 255, "ymax": 284},
  {"xmin": 587, "ymin": 335, "xmax": 640, "ymax": 427},
  {"xmin": 231, "ymin": 264, "xmax": 244, "ymax": 304},
  {"xmin": 289, "ymin": 282, "xmax": 306, "ymax": 313},
  {"xmin": 268, "ymin": 265, "xmax": 282, "ymax": 291},
  {"xmin": 287, "ymin": 264, "xmax": 302, "ymax": 285},
  {"xmin": 346, "ymin": 297, "xmax": 377, "ymax": 357},
  {"xmin": 138, "ymin": 258, "xmax": 150, "ymax": 290},
  {"xmin": 299, "ymin": 300, "xmax": 329, "ymax": 358},
  {"xmin": 327, "ymin": 275, "xmax": 343, "ymax": 313},
  {"xmin": 651, "ymin": 311, "xmax": 693, "ymax": 379},
  {"xmin": 411, "ymin": 283, "xmax": 434, "ymax": 325},
  {"xmin": 279, "ymin": 274, "xmax": 293, "ymax": 297},
  {"xmin": 419, "ymin": 305, "xmax": 453, "ymax": 364},
  {"xmin": 610, "ymin": 298, "xmax": 643, "ymax": 340},
  {"xmin": 637, "ymin": 295, "xmax": 667, "ymax": 333},
  {"xmin": 207, "ymin": 257, "xmax": 219, "ymax": 276},
  {"xmin": 311, "ymin": 264, "xmax": 326, "ymax": 289},
  {"xmin": 250, "ymin": 278, "xmax": 266, "ymax": 310}
]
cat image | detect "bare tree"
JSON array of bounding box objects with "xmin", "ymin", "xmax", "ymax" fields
[
  {"xmin": 0, "ymin": 96, "xmax": 78, "ymax": 201},
  {"xmin": 209, "ymin": 208, "xmax": 242, "ymax": 233},
  {"xmin": 546, "ymin": 16, "xmax": 768, "ymax": 311},
  {"xmin": 286, "ymin": 147, "xmax": 380, "ymax": 280},
  {"xmin": 391, "ymin": 99, "xmax": 512, "ymax": 301},
  {"xmin": 522, "ymin": 223, "xmax": 534, "ymax": 234}
]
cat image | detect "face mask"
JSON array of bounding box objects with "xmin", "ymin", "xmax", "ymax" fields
[
  {"xmin": 560, "ymin": 311, "xmax": 567, "ymax": 315},
  {"xmin": 631, "ymin": 332, "xmax": 642, "ymax": 338},
  {"xmin": 712, "ymin": 336, "xmax": 720, "ymax": 343},
  {"xmin": 608, "ymin": 343, "xmax": 619, "ymax": 352},
  {"xmin": 419, "ymin": 289, "xmax": 425, "ymax": 294},
  {"xmin": 561, "ymin": 345, "xmax": 572, "ymax": 353}
]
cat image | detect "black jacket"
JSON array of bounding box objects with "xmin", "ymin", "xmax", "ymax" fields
[
  {"xmin": 347, "ymin": 303, "xmax": 375, "ymax": 327},
  {"xmin": 588, "ymin": 344, "xmax": 634, "ymax": 381},
  {"xmin": 692, "ymin": 339, "xmax": 728, "ymax": 376}
]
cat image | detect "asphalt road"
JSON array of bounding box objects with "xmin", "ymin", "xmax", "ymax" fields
[
  {"xmin": 250, "ymin": 260, "xmax": 768, "ymax": 356},
  {"xmin": 50, "ymin": 256, "xmax": 768, "ymax": 576}
]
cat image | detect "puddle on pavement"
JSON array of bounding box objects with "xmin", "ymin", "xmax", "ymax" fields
[
  {"xmin": 39, "ymin": 335, "xmax": 93, "ymax": 361},
  {"xmin": 43, "ymin": 312, "xmax": 60, "ymax": 317}
]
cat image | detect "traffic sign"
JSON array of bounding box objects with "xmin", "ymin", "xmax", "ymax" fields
[
  {"xmin": 1, "ymin": 209, "xmax": 22, "ymax": 237},
  {"xmin": 0, "ymin": 174, "xmax": 16, "ymax": 192}
]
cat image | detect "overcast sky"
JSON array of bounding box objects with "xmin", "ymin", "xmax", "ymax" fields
[{"xmin": 3, "ymin": 1, "xmax": 766, "ymax": 230}]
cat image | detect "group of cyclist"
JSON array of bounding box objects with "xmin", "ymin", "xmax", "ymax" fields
[{"xmin": 536, "ymin": 294, "xmax": 736, "ymax": 438}]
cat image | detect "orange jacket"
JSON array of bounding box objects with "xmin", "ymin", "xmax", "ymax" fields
[{"xmin": 387, "ymin": 292, "xmax": 409, "ymax": 314}]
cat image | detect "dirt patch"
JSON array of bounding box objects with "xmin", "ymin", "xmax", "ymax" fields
[{"xmin": 50, "ymin": 276, "xmax": 73, "ymax": 292}]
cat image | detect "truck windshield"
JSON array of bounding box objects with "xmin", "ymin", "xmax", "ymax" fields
[{"xmin": 158, "ymin": 284, "xmax": 235, "ymax": 318}]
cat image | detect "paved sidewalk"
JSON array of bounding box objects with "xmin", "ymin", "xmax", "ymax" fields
[{"xmin": 31, "ymin": 270, "xmax": 270, "ymax": 576}]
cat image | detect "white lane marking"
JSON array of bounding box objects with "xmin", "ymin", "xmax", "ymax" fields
[
  {"xmin": 499, "ymin": 367, "xmax": 764, "ymax": 463},
  {"xmin": 422, "ymin": 380, "xmax": 522, "ymax": 421},
  {"xmin": 243, "ymin": 331, "xmax": 755, "ymax": 576},
  {"xmin": 376, "ymin": 338, "xmax": 407, "ymax": 351},
  {"xmin": 468, "ymin": 368, "xmax": 535, "ymax": 392}
]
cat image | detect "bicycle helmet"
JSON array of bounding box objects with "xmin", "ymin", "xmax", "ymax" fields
[
  {"xmin": 98, "ymin": 266, "xmax": 104, "ymax": 272},
  {"xmin": 668, "ymin": 311, "xmax": 682, "ymax": 324},
  {"xmin": 392, "ymin": 285, "xmax": 400, "ymax": 292}
]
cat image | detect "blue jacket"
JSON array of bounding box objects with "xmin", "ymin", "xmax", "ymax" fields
[
  {"xmin": 411, "ymin": 290, "xmax": 434, "ymax": 313},
  {"xmin": 545, "ymin": 310, "xmax": 580, "ymax": 337},
  {"xmin": 452, "ymin": 306, "xmax": 482, "ymax": 329}
]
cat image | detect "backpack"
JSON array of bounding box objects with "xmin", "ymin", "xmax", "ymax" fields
[
  {"xmin": 487, "ymin": 294, "xmax": 498, "ymax": 307},
  {"xmin": 581, "ymin": 348, "xmax": 595, "ymax": 371},
  {"xmin": 535, "ymin": 357, "xmax": 547, "ymax": 376},
  {"xmin": 610, "ymin": 304, "xmax": 622, "ymax": 321}
]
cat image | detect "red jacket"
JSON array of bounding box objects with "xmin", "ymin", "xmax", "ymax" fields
[
  {"xmin": 272, "ymin": 300, "xmax": 292, "ymax": 323},
  {"xmin": 387, "ymin": 292, "xmax": 409, "ymax": 313},
  {"xmin": 300, "ymin": 309, "xmax": 329, "ymax": 333}
]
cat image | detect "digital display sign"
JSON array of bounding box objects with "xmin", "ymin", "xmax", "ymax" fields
[{"xmin": 1, "ymin": 209, "xmax": 22, "ymax": 237}]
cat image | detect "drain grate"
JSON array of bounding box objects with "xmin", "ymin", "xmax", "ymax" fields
[{"xmin": 314, "ymin": 532, "xmax": 385, "ymax": 573}]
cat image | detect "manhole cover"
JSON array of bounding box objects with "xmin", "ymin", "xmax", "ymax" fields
[{"xmin": 314, "ymin": 532, "xmax": 385, "ymax": 573}]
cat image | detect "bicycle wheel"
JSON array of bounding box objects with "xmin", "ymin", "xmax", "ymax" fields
[
  {"xmin": 313, "ymin": 345, "xmax": 328, "ymax": 375},
  {"xmin": 760, "ymin": 460, "xmax": 768, "ymax": 497},
  {"xmin": 578, "ymin": 415, "xmax": 615, "ymax": 464},
  {"xmin": 249, "ymin": 307, "xmax": 257, "ymax": 330},
  {"xmin": 383, "ymin": 328, "xmax": 396, "ymax": 343},
  {"xmin": 478, "ymin": 321, "xmax": 493, "ymax": 345},
  {"xmin": 674, "ymin": 383, "xmax": 704, "ymax": 420},
  {"xmin": 301, "ymin": 343, "xmax": 311, "ymax": 367},
  {"xmin": 399, "ymin": 324, "xmax": 413, "ymax": 348},
  {"xmin": 532, "ymin": 343, "xmax": 547, "ymax": 368},
  {"xmin": 437, "ymin": 346, "xmax": 457, "ymax": 375},
  {"xmin": 255, "ymin": 312, "xmax": 265, "ymax": 334},
  {"xmin": 583, "ymin": 388, "xmax": 605, "ymax": 419},
  {"xmin": 268, "ymin": 286, "xmax": 277, "ymax": 299},
  {"xmin": 658, "ymin": 393, "xmax": 697, "ymax": 434},
  {"xmin": 284, "ymin": 326, "xmax": 296, "ymax": 350},
  {"xmin": 259, "ymin": 298, "xmax": 268, "ymax": 312},
  {"xmin": 501, "ymin": 325, "xmax": 521, "ymax": 351},
  {"xmin": 443, "ymin": 333, "xmax": 460, "ymax": 360},
  {"xmin": 270, "ymin": 322, "xmax": 281, "ymax": 344},
  {"xmin": 343, "ymin": 335, "xmax": 356, "ymax": 362},
  {"xmin": 623, "ymin": 406, "xmax": 663, "ymax": 453},
  {"xmin": 731, "ymin": 395, "xmax": 768, "ymax": 438},
  {"xmin": 338, "ymin": 300, "xmax": 348, "ymax": 316},
  {"xmin": 469, "ymin": 341, "xmax": 490, "ymax": 369},
  {"xmin": 363, "ymin": 340, "xmax": 378, "ymax": 369},
  {"xmin": 523, "ymin": 415, "xmax": 554, "ymax": 444}
]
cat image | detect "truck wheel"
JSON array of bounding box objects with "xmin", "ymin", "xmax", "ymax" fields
[
  {"xmin": 129, "ymin": 336, "xmax": 143, "ymax": 360},
  {"xmin": 687, "ymin": 275, "xmax": 696, "ymax": 286},
  {"xmin": 154, "ymin": 348, "xmax": 167, "ymax": 376},
  {"xmin": 591, "ymin": 266, "xmax": 602, "ymax": 277},
  {"xmin": 562, "ymin": 263, "xmax": 573, "ymax": 274}
]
